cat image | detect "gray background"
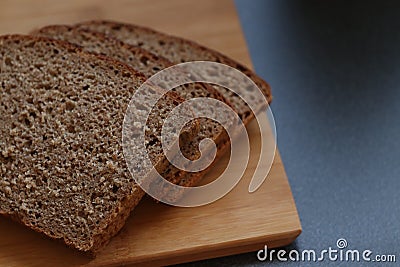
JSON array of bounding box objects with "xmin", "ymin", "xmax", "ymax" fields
[{"xmin": 179, "ymin": 0, "xmax": 400, "ymax": 266}]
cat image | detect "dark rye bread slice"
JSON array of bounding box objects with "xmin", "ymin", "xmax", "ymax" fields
[
  {"xmin": 74, "ymin": 20, "xmax": 273, "ymax": 198},
  {"xmin": 32, "ymin": 25, "xmax": 172, "ymax": 79},
  {"xmin": 75, "ymin": 20, "xmax": 272, "ymax": 124},
  {"xmin": 33, "ymin": 25, "xmax": 236, "ymax": 199},
  {"xmin": 0, "ymin": 35, "xmax": 197, "ymax": 253}
]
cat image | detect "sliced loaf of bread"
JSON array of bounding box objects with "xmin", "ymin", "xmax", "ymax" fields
[
  {"xmin": 33, "ymin": 25, "xmax": 236, "ymax": 200},
  {"xmin": 0, "ymin": 35, "xmax": 196, "ymax": 252},
  {"xmin": 75, "ymin": 20, "xmax": 272, "ymax": 124},
  {"xmin": 73, "ymin": 20, "xmax": 273, "ymax": 198}
]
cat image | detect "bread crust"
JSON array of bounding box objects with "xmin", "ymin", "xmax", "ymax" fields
[{"xmin": 76, "ymin": 20, "xmax": 272, "ymax": 106}]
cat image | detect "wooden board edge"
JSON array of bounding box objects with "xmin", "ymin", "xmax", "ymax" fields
[{"xmin": 98, "ymin": 229, "xmax": 302, "ymax": 267}]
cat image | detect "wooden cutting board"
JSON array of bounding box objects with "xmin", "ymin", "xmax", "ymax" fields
[{"xmin": 0, "ymin": 0, "xmax": 302, "ymax": 266}]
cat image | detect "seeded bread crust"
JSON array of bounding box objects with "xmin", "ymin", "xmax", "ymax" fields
[{"xmin": 0, "ymin": 34, "xmax": 197, "ymax": 253}]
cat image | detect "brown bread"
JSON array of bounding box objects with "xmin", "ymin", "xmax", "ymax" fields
[
  {"xmin": 74, "ymin": 20, "xmax": 273, "ymax": 198},
  {"xmin": 33, "ymin": 25, "xmax": 236, "ymax": 200},
  {"xmin": 75, "ymin": 20, "xmax": 272, "ymax": 124},
  {"xmin": 0, "ymin": 35, "xmax": 196, "ymax": 253}
]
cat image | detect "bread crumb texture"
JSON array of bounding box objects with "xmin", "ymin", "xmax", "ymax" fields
[{"xmin": 0, "ymin": 35, "xmax": 187, "ymax": 252}]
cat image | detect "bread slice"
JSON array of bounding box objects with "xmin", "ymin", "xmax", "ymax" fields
[
  {"xmin": 73, "ymin": 20, "xmax": 272, "ymax": 198},
  {"xmin": 0, "ymin": 35, "xmax": 197, "ymax": 253},
  {"xmin": 32, "ymin": 25, "xmax": 173, "ymax": 79},
  {"xmin": 33, "ymin": 25, "xmax": 236, "ymax": 200},
  {"xmin": 75, "ymin": 20, "xmax": 272, "ymax": 124}
]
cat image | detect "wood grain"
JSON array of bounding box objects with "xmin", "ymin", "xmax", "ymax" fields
[{"xmin": 0, "ymin": 0, "xmax": 302, "ymax": 266}]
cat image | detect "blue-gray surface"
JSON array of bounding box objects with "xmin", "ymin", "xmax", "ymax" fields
[{"xmin": 179, "ymin": 1, "xmax": 400, "ymax": 266}]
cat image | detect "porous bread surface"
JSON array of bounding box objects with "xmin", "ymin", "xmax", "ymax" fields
[
  {"xmin": 34, "ymin": 25, "xmax": 236, "ymax": 199},
  {"xmin": 75, "ymin": 20, "xmax": 272, "ymax": 124},
  {"xmin": 33, "ymin": 25, "xmax": 173, "ymax": 77},
  {"xmin": 0, "ymin": 35, "xmax": 192, "ymax": 252}
]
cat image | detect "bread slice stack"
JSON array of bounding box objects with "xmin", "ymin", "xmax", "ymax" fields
[
  {"xmin": 32, "ymin": 25, "xmax": 235, "ymax": 201},
  {"xmin": 0, "ymin": 21, "xmax": 272, "ymax": 254}
]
